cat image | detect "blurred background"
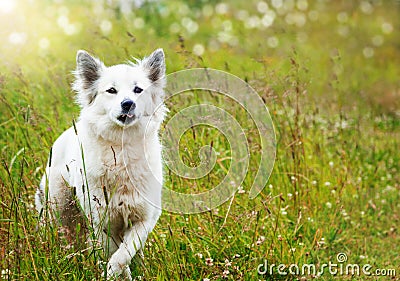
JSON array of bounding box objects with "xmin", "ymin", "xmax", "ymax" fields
[
  {"xmin": 0, "ymin": 0, "xmax": 399, "ymax": 115},
  {"xmin": 0, "ymin": 0, "xmax": 399, "ymax": 280}
]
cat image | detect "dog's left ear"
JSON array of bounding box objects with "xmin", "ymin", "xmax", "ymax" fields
[
  {"xmin": 75, "ymin": 50, "xmax": 104, "ymax": 90},
  {"xmin": 73, "ymin": 50, "xmax": 105, "ymax": 107},
  {"xmin": 141, "ymin": 49, "xmax": 166, "ymax": 83}
]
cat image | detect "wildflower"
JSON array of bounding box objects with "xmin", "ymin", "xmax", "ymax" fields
[
  {"xmin": 337, "ymin": 12, "xmax": 348, "ymax": 23},
  {"xmin": 236, "ymin": 9, "xmax": 249, "ymax": 21},
  {"xmin": 1, "ymin": 269, "xmax": 9, "ymax": 278},
  {"xmin": 215, "ymin": 3, "xmax": 228, "ymax": 15},
  {"xmin": 296, "ymin": 0, "xmax": 308, "ymax": 11},
  {"xmin": 285, "ymin": 12, "xmax": 306, "ymax": 27},
  {"xmin": 326, "ymin": 202, "xmax": 332, "ymax": 209},
  {"xmin": 363, "ymin": 47, "xmax": 374, "ymax": 58},
  {"xmin": 381, "ymin": 22, "xmax": 393, "ymax": 34},
  {"xmin": 205, "ymin": 257, "xmax": 214, "ymax": 266},
  {"xmin": 360, "ymin": 1, "xmax": 373, "ymax": 14},
  {"xmin": 100, "ymin": 20, "xmax": 112, "ymax": 35},
  {"xmin": 244, "ymin": 15, "xmax": 261, "ymax": 29},
  {"xmin": 39, "ymin": 38, "xmax": 50, "ymax": 50},
  {"xmin": 225, "ymin": 259, "xmax": 232, "ymax": 267},
  {"xmin": 195, "ymin": 252, "xmax": 203, "ymax": 259},
  {"xmin": 271, "ymin": 0, "xmax": 283, "ymax": 9},
  {"xmin": 8, "ymin": 32, "xmax": 27, "ymax": 45},
  {"xmin": 257, "ymin": 1, "xmax": 268, "ymax": 14},
  {"xmin": 222, "ymin": 20, "xmax": 233, "ymax": 32},
  {"xmin": 222, "ymin": 269, "xmax": 230, "ymax": 278},
  {"xmin": 262, "ymin": 12, "xmax": 275, "ymax": 28},
  {"xmin": 256, "ymin": 236, "xmax": 265, "ymax": 246},
  {"xmin": 267, "ymin": 36, "xmax": 279, "ymax": 48},
  {"xmin": 184, "ymin": 19, "xmax": 199, "ymax": 34}
]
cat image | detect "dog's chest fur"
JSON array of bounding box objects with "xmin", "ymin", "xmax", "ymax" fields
[{"xmin": 86, "ymin": 141, "xmax": 152, "ymax": 229}]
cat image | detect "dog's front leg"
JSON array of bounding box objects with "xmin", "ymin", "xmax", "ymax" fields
[{"xmin": 106, "ymin": 219, "xmax": 156, "ymax": 280}]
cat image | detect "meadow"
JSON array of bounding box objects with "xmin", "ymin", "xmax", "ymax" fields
[{"xmin": 0, "ymin": 0, "xmax": 399, "ymax": 280}]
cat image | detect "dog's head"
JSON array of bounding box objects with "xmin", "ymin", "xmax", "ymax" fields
[{"xmin": 73, "ymin": 49, "xmax": 166, "ymax": 128}]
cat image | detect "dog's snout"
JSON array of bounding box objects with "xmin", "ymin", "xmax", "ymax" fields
[{"xmin": 121, "ymin": 99, "xmax": 135, "ymax": 111}]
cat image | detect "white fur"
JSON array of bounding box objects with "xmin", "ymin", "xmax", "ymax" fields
[{"xmin": 36, "ymin": 49, "xmax": 166, "ymax": 280}]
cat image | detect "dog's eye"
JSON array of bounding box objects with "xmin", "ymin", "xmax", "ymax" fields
[
  {"xmin": 106, "ymin": 87, "xmax": 118, "ymax": 94},
  {"xmin": 133, "ymin": 86, "xmax": 143, "ymax": 94}
]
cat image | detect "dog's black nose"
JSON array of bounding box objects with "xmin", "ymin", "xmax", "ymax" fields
[{"xmin": 121, "ymin": 99, "xmax": 135, "ymax": 111}]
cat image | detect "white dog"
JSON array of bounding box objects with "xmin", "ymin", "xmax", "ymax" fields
[{"xmin": 35, "ymin": 49, "xmax": 166, "ymax": 279}]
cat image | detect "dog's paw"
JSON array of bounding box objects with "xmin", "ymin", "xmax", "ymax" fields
[{"xmin": 106, "ymin": 262, "xmax": 132, "ymax": 281}]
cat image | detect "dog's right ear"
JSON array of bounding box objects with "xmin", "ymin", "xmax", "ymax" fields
[
  {"xmin": 141, "ymin": 49, "xmax": 166, "ymax": 85},
  {"xmin": 73, "ymin": 50, "xmax": 105, "ymax": 107}
]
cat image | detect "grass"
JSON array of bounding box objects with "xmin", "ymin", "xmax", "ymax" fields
[{"xmin": 0, "ymin": 0, "xmax": 399, "ymax": 280}]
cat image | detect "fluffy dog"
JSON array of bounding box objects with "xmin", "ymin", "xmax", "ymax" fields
[{"xmin": 35, "ymin": 49, "xmax": 166, "ymax": 279}]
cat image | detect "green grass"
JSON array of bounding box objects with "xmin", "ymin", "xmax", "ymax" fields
[{"xmin": 0, "ymin": 0, "xmax": 399, "ymax": 280}]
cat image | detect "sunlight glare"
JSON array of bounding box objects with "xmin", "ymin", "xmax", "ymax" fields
[{"xmin": 0, "ymin": 0, "xmax": 16, "ymax": 14}]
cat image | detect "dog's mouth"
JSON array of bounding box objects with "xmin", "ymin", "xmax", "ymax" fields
[{"xmin": 117, "ymin": 113, "xmax": 136, "ymax": 125}]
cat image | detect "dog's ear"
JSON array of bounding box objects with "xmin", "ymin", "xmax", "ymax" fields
[
  {"xmin": 75, "ymin": 50, "xmax": 104, "ymax": 90},
  {"xmin": 73, "ymin": 50, "xmax": 105, "ymax": 107},
  {"xmin": 141, "ymin": 49, "xmax": 166, "ymax": 84}
]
